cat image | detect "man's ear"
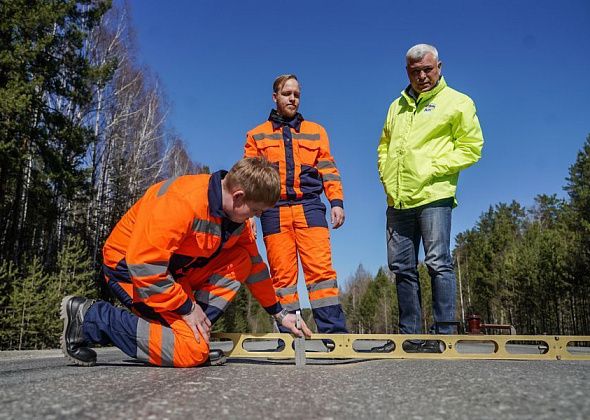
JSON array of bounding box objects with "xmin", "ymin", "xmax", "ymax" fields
[
  {"xmin": 232, "ymin": 189, "xmax": 246, "ymax": 206},
  {"xmin": 272, "ymin": 92, "xmax": 278, "ymax": 104}
]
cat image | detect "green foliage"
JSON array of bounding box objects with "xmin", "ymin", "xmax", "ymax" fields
[
  {"xmin": 214, "ymin": 286, "xmax": 250, "ymax": 333},
  {"xmin": 0, "ymin": 236, "xmax": 96, "ymax": 350},
  {"xmin": 214, "ymin": 285, "xmax": 273, "ymax": 334},
  {"xmin": 4, "ymin": 257, "xmax": 48, "ymax": 350},
  {"xmin": 455, "ymin": 201, "xmax": 526, "ymax": 321},
  {"xmin": 41, "ymin": 235, "xmax": 97, "ymax": 346},
  {"xmin": 341, "ymin": 264, "xmax": 373, "ymax": 333},
  {"xmin": 455, "ymin": 188, "xmax": 589, "ymax": 334},
  {"xmin": 342, "ymin": 135, "xmax": 590, "ymax": 336},
  {"xmin": 0, "ymin": 0, "xmax": 112, "ymax": 264},
  {"xmin": 342, "ymin": 265, "xmax": 398, "ymax": 333},
  {"xmin": 0, "ymin": 261, "xmax": 19, "ymax": 347},
  {"xmin": 0, "ymin": 0, "xmax": 587, "ymax": 350},
  {"xmin": 418, "ymin": 263, "xmax": 433, "ymax": 331},
  {"xmin": 565, "ymin": 135, "xmax": 590, "ymax": 226}
]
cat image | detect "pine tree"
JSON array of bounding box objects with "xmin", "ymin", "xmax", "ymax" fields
[
  {"xmin": 0, "ymin": 0, "xmax": 112, "ymax": 264},
  {"xmin": 564, "ymin": 134, "xmax": 590, "ymax": 333},
  {"xmin": 418, "ymin": 263, "xmax": 433, "ymax": 332},
  {"xmin": 5, "ymin": 258, "xmax": 48, "ymax": 350},
  {"xmin": 372, "ymin": 268, "xmax": 397, "ymax": 333},
  {"xmin": 341, "ymin": 264, "xmax": 373, "ymax": 333},
  {"xmin": 40, "ymin": 235, "xmax": 97, "ymax": 347},
  {"xmin": 0, "ymin": 261, "xmax": 18, "ymax": 348},
  {"xmin": 214, "ymin": 286, "xmax": 249, "ymax": 333}
]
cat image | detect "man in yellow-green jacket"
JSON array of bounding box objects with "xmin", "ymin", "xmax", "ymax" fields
[{"xmin": 377, "ymin": 44, "xmax": 483, "ymax": 353}]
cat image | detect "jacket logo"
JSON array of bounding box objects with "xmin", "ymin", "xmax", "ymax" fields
[{"xmin": 424, "ymin": 103, "xmax": 436, "ymax": 112}]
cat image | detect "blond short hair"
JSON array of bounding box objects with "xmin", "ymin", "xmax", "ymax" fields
[
  {"xmin": 225, "ymin": 157, "xmax": 280, "ymax": 205},
  {"xmin": 273, "ymin": 74, "xmax": 298, "ymax": 93}
]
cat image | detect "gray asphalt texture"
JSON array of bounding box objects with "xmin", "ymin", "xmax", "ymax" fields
[{"xmin": 0, "ymin": 347, "xmax": 588, "ymax": 419}]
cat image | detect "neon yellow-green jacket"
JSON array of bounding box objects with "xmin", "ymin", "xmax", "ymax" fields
[{"xmin": 377, "ymin": 77, "xmax": 483, "ymax": 209}]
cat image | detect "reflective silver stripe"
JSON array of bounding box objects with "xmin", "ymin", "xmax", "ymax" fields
[
  {"xmin": 136, "ymin": 276, "xmax": 175, "ymax": 299},
  {"xmin": 160, "ymin": 327, "xmax": 175, "ymax": 367},
  {"xmin": 310, "ymin": 296, "xmax": 340, "ymax": 309},
  {"xmin": 195, "ymin": 290, "xmax": 233, "ymax": 311},
  {"xmin": 136, "ymin": 318, "xmax": 150, "ymax": 362},
  {"xmin": 322, "ymin": 173, "xmax": 341, "ymax": 182},
  {"xmin": 293, "ymin": 133, "xmax": 320, "ymax": 140},
  {"xmin": 195, "ymin": 274, "xmax": 242, "ymax": 311},
  {"xmin": 275, "ymin": 285, "xmax": 298, "ymax": 297},
  {"xmin": 250, "ymin": 255, "xmax": 263, "ymax": 264},
  {"xmin": 282, "ymin": 301, "xmax": 301, "ymax": 311},
  {"xmin": 231, "ymin": 223, "xmax": 245, "ymax": 237},
  {"xmin": 246, "ymin": 267, "xmax": 270, "ymax": 284},
  {"xmin": 208, "ymin": 273, "xmax": 241, "ymax": 290},
  {"xmin": 307, "ymin": 279, "xmax": 338, "ymax": 292},
  {"xmin": 253, "ymin": 133, "xmax": 282, "ymax": 141},
  {"xmin": 128, "ymin": 262, "xmax": 168, "ymax": 278},
  {"xmin": 157, "ymin": 177, "xmax": 177, "ymax": 197},
  {"xmin": 192, "ymin": 218, "xmax": 222, "ymax": 236},
  {"xmin": 317, "ymin": 160, "xmax": 336, "ymax": 170}
]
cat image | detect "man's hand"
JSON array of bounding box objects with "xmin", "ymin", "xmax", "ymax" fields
[
  {"xmin": 277, "ymin": 313, "xmax": 313, "ymax": 338},
  {"xmin": 182, "ymin": 301, "xmax": 211, "ymax": 344},
  {"xmin": 249, "ymin": 217, "xmax": 257, "ymax": 239},
  {"xmin": 331, "ymin": 206, "xmax": 345, "ymax": 229}
]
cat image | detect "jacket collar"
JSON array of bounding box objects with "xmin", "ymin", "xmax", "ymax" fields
[
  {"xmin": 208, "ymin": 170, "xmax": 244, "ymax": 237},
  {"xmin": 208, "ymin": 170, "xmax": 227, "ymax": 218},
  {"xmin": 401, "ymin": 76, "xmax": 447, "ymax": 105},
  {"xmin": 268, "ymin": 109, "xmax": 304, "ymax": 131}
]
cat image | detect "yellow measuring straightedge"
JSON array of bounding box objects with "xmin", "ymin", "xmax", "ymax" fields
[{"xmin": 211, "ymin": 333, "xmax": 590, "ymax": 361}]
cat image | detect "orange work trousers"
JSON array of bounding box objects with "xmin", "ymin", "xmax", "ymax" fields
[
  {"xmin": 262, "ymin": 202, "xmax": 347, "ymax": 333},
  {"xmin": 100, "ymin": 246, "xmax": 251, "ymax": 367}
]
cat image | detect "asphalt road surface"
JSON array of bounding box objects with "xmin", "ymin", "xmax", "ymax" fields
[{"xmin": 0, "ymin": 347, "xmax": 588, "ymax": 419}]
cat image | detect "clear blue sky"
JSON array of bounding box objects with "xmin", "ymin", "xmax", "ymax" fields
[{"xmin": 128, "ymin": 0, "xmax": 590, "ymax": 299}]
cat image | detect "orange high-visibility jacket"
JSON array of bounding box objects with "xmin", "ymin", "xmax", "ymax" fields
[
  {"xmin": 245, "ymin": 114, "xmax": 344, "ymax": 208},
  {"xmin": 103, "ymin": 172, "xmax": 280, "ymax": 316}
]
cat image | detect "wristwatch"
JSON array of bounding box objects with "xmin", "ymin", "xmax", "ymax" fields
[{"xmin": 274, "ymin": 308, "xmax": 290, "ymax": 325}]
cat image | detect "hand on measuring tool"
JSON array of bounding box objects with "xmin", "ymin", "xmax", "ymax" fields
[
  {"xmin": 182, "ymin": 301, "xmax": 211, "ymax": 344},
  {"xmin": 278, "ymin": 312, "xmax": 313, "ymax": 338}
]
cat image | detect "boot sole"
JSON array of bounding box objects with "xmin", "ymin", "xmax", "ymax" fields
[
  {"xmin": 60, "ymin": 296, "xmax": 96, "ymax": 367},
  {"xmin": 209, "ymin": 354, "xmax": 227, "ymax": 366}
]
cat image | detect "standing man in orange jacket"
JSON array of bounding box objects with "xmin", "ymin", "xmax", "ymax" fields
[
  {"xmin": 60, "ymin": 157, "xmax": 312, "ymax": 367},
  {"xmin": 244, "ymin": 74, "xmax": 348, "ymax": 333}
]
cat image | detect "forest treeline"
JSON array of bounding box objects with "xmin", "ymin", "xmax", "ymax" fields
[
  {"xmin": 341, "ymin": 138, "xmax": 590, "ymax": 336},
  {"xmin": 0, "ymin": 1, "xmax": 205, "ymax": 349},
  {"xmin": 1, "ymin": 1, "xmax": 588, "ymax": 350}
]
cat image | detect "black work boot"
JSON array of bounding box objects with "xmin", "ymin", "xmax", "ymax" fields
[
  {"xmin": 422, "ymin": 340, "xmax": 444, "ymax": 353},
  {"xmin": 370, "ymin": 341, "xmax": 395, "ymax": 353},
  {"xmin": 402, "ymin": 340, "xmax": 423, "ymax": 353},
  {"xmin": 402, "ymin": 340, "xmax": 443, "ymax": 353},
  {"xmin": 203, "ymin": 349, "xmax": 227, "ymax": 366},
  {"xmin": 60, "ymin": 296, "xmax": 97, "ymax": 366}
]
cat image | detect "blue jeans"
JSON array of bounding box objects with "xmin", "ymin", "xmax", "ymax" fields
[{"xmin": 386, "ymin": 197, "xmax": 457, "ymax": 334}]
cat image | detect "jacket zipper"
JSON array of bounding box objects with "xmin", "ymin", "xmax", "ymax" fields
[{"xmin": 398, "ymin": 97, "xmax": 420, "ymax": 209}]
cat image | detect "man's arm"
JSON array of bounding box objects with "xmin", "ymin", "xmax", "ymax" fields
[
  {"xmin": 316, "ymin": 126, "xmax": 345, "ymax": 228},
  {"xmin": 377, "ymin": 102, "xmax": 395, "ymax": 181},
  {"xmin": 244, "ymin": 131, "xmax": 261, "ymax": 158},
  {"xmin": 127, "ymin": 191, "xmax": 216, "ymax": 343},
  {"xmin": 126, "ymin": 192, "xmax": 193, "ymax": 316},
  {"xmin": 431, "ymin": 99, "xmax": 484, "ymax": 177}
]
